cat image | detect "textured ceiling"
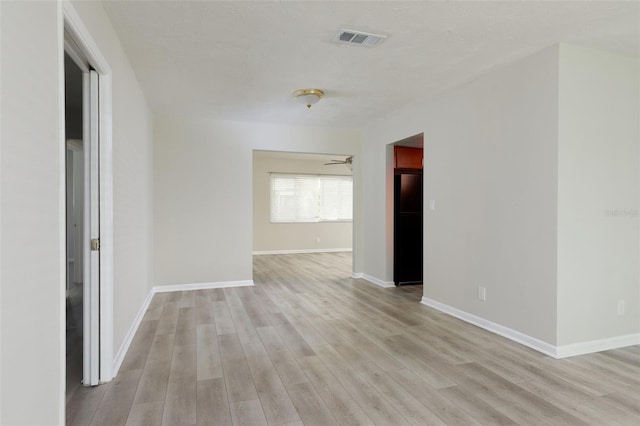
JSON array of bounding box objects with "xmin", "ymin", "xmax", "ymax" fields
[{"xmin": 102, "ymin": 1, "xmax": 640, "ymax": 128}]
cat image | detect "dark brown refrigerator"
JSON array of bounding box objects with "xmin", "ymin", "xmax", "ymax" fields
[{"xmin": 394, "ymin": 171, "xmax": 423, "ymax": 285}]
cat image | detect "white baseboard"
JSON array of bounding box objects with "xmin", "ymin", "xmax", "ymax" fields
[
  {"xmin": 420, "ymin": 297, "xmax": 640, "ymax": 359},
  {"xmin": 153, "ymin": 280, "xmax": 254, "ymax": 293},
  {"xmin": 420, "ymin": 296, "xmax": 557, "ymax": 358},
  {"xmin": 353, "ymin": 272, "xmax": 398, "ymax": 288},
  {"xmin": 112, "ymin": 290, "xmax": 154, "ymax": 376},
  {"xmin": 556, "ymin": 333, "xmax": 640, "ymax": 358},
  {"xmin": 253, "ymin": 248, "xmax": 352, "ymax": 255},
  {"xmin": 361, "ymin": 274, "xmax": 395, "ymax": 288},
  {"xmin": 112, "ymin": 279, "xmax": 254, "ymax": 377}
]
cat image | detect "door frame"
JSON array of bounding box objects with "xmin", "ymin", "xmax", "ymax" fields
[
  {"xmin": 250, "ymin": 150, "xmax": 360, "ymax": 274},
  {"xmin": 62, "ymin": 1, "xmax": 114, "ymax": 387},
  {"xmin": 386, "ymin": 134, "xmax": 424, "ymax": 285}
]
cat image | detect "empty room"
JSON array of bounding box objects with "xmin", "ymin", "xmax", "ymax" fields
[{"xmin": 1, "ymin": 1, "xmax": 638, "ymax": 425}]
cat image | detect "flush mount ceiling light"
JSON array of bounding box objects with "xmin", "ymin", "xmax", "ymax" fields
[{"xmin": 293, "ymin": 88, "xmax": 324, "ymax": 109}]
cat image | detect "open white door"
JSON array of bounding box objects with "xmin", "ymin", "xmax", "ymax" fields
[{"xmin": 83, "ymin": 69, "xmax": 100, "ymax": 386}]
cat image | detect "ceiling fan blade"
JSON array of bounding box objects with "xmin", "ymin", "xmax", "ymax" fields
[{"xmin": 324, "ymin": 157, "xmax": 353, "ymax": 166}]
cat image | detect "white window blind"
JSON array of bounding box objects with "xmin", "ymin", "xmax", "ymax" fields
[{"xmin": 270, "ymin": 173, "xmax": 353, "ymax": 223}]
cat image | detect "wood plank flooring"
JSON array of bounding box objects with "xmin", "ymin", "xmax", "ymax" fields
[{"xmin": 66, "ymin": 252, "xmax": 640, "ymax": 425}]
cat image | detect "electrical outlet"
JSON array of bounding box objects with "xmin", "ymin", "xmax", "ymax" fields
[
  {"xmin": 478, "ymin": 286, "xmax": 486, "ymax": 301},
  {"xmin": 617, "ymin": 300, "xmax": 625, "ymax": 316},
  {"xmin": 429, "ymin": 199, "xmax": 436, "ymax": 211}
]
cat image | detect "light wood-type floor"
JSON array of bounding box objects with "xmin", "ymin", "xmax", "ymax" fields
[{"xmin": 67, "ymin": 252, "xmax": 640, "ymax": 425}]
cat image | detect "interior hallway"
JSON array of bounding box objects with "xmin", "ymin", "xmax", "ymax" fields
[
  {"xmin": 66, "ymin": 282, "xmax": 84, "ymax": 405},
  {"xmin": 66, "ymin": 252, "xmax": 640, "ymax": 425}
]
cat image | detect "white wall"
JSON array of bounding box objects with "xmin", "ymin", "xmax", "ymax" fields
[
  {"xmin": 0, "ymin": 1, "xmax": 154, "ymax": 423},
  {"xmin": 557, "ymin": 45, "xmax": 639, "ymax": 345},
  {"xmin": 362, "ymin": 46, "xmax": 561, "ymax": 345},
  {"xmin": 1, "ymin": 2, "xmax": 64, "ymax": 423},
  {"xmin": 154, "ymin": 117, "xmax": 362, "ymax": 286},
  {"xmin": 253, "ymin": 152, "xmax": 353, "ymax": 253},
  {"xmin": 362, "ymin": 44, "xmax": 640, "ymax": 351}
]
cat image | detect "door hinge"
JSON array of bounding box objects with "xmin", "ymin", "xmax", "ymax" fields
[{"xmin": 91, "ymin": 238, "xmax": 100, "ymax": 251}]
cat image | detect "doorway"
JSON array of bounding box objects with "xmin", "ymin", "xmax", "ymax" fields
[
  {"xmin": 64, "ymin": 48, "xmax": 102, "ymax": 390},
  {"xmin": 64, "ymin": 42, "xmax": 101, "ymax": 389},
  {"xmin": 64, "ymin": 52, "xmax": 86, "ymax": 402},
  {"xmin": 251, "ymin": 151, "xmax": 355, "ymax": 275},
  {"xmin": 389, "ymin": 134, "xmax": 424, "ymax": 286},
  {"xmin": 63, "ymin": 5, "xmax": 116, "ymax": 404}
]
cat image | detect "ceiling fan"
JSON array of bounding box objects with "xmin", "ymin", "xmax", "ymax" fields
[{"xmin": 324, "ymin": 156, "xmax": 353, "ymax": 170}]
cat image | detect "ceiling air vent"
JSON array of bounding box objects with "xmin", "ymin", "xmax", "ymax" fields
[{"xmin": 334, "ymin": 29, "xmax": 387, "ymax": 47}]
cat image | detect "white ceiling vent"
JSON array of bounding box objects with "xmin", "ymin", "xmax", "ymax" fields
[{"xmin": 334, "ymin": 29, "xmax": 387, "ymax": 47}]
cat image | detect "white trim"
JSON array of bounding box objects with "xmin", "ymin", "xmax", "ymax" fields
[
  {"xmin": 420, "ymin": 297, "xmax": 640, "ymax": 359},
  {"xmin": 111, "ymin": 290, "xmax": 154, "ymax": 376},
  {"xmin": 56, "ymin": 2, "xmax": 66, "ymax": 423},
  {"xmin": 361, "ymin": 274, "xmax": 395, "ymax": 288},
  {"xmin": 98, "ymin": 69, "xmax": 114, "ymax": 385},
  {"xmin": 83, "ymin": 69, "xmax": 100, "ymax": 386},
  {"xmin": 556, "ymin": 333, "xmax": 640, "ymax": 358},
  {"xmin": 63, "ymin": 29, "xmax": 90, "ymax": 72},
  {"xmin": 253, "ymin": 248, "xmax": 352, "ymax": 255},
  {"xmin": 351, "ymin": 272, "xmax": 364, "ymax": 279},
  {"xmin": 153, "ymin": 280, "xmax": 255, "ymax": 293},
  {"xmin": 63, "ymin": 0, "xmax": 115, "ymax": 384},
  {"xmin": 63, "ymin": 2, "xmax": 110, "ymax": 74},
  {"xmin": 420, "ymin": 297, "xmax": 558, "ymax": 358}
]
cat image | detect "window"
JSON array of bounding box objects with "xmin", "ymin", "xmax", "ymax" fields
[{"xmin": 270, "ymin": 173, "xmax": 353, "ymax": 223}]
